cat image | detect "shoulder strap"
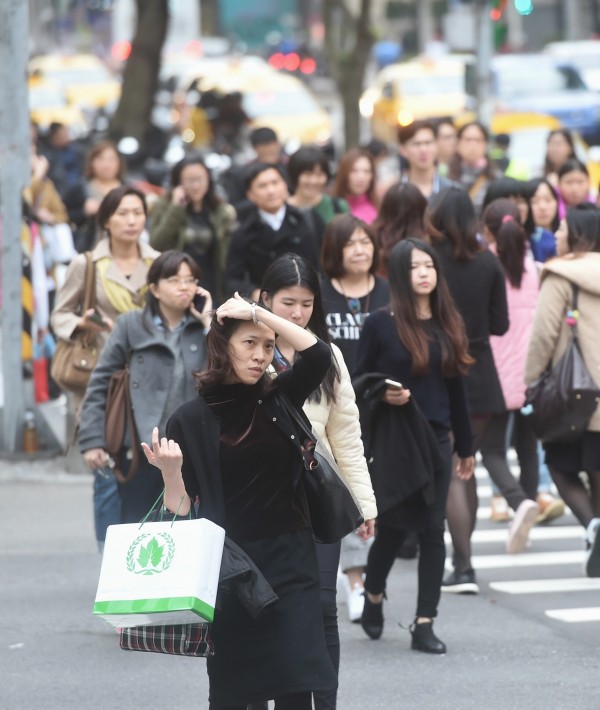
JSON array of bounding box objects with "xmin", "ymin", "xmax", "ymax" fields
[
  {"xmin": 82, "ymin": 251, "xmax": 96, "ymax": 312},
  {"xmin": 468, "ymin": 173, "xmax": 487, "ymax": 202},
  {"xmin": 571, "ymin": 284, "xmax": 579, "ymax": 310}
]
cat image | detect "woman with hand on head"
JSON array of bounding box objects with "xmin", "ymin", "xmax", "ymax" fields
[
  {"xmin": 142, "ymin": 293, "xmax": 338, "ymax": 709},
  {"xmin": 150, "ymin": 154, "xmax": 236, "ymax": 303},
  {"xmin": 259, "ymin": 253, "xmax": 376, "ymax": 710},
  {"xmin": 78, "ymin": 251, "xmax": 211, "ymax": 526},
  {"xmin": 354, "ymin": 239, "xmax": 474, "ymax": 654},
  {"xmin": 51, "ymin": 185, "xmax": 160, "ymax": 550},
  {"xmin": 332, "ymin": 148, "xmax": 378, "ymax": 224}
]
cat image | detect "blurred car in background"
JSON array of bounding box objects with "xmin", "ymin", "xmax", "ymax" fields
[
  {"xmin": 474, "ymin": 54, "xmax": 600, "ymax": 146},
  {"xmin": 28, "ymin": 77, "xmax": 88, "ymax": 139},
  {"xmin": 28, "ymin": 54, "xmax": 121, "ymax": 111},
  {"xmin": 178, "ymin": 55, "xmax": 332, "ymax": 152},
  {"xmin": 360, "ymin": 57, "xmax": 471, "ymax": 143},
  {"xmin": 543, "ymin": 41, "xmax": 600, "ymax": 93}
]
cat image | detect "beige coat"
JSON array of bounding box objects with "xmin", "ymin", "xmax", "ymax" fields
[
  {"xmin": 524, "ymin": 252, "xmax": 600, "ymax": 431},
  {"xmin": 303, "ymin": 343, "xmax": 378, "ymax": 521},
  {"xmin": 50, "ymin": 238, "xmax": 159, "ymax": 349}
]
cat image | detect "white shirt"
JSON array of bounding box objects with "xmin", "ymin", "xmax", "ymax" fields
[{"xmin": 258, "ymin": 205, "xmax": 286, "ymax": 231}]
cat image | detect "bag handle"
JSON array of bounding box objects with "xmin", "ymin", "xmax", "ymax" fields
[
  {"xmin": 276, "ymin": 393, "xmax": 319, "ymax": 471},
  {"xmin": 567, "ymin": 284, "xmax": 580, "ymax": 338},
  {"xmin": 139, "ymin": 489, "xmax": 191, "ymax": 528},
  {"xmin": 82, "ymin": 251, "xmax": 96, "ymax": 313}
]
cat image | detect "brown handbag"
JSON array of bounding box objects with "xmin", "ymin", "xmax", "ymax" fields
[
  {"xmin": 50, "ymin": 253, "xmax": 99, "ymax": 393},
  {"xmin": 104, "ymin": 363, "xmax": 140, "ymax": 484}
]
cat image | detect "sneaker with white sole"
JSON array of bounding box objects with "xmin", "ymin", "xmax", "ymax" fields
[
  {"xmin": 585, "ymin": 519, "xmax": 600, "ymax": 578},
  {"xmin": 441, "ymin": 568, "xmax": 479, "ymax": 594},
  {"xmin": 348, "ymin": 584, "xmax": 365, "ymax": 623},
  {"xmin": 506, "ymin": 499, "xmax": 540, "ymax": 553},
  {"xmin": 535, "ymin": 493, "xmax": 565, "ymax": 524}
]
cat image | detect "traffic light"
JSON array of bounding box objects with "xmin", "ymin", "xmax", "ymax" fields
[
  {"xmin": 514, "ymin": 0, "xmax": 534, "ymax": 14},
  {"xmin": 490, "ymin": 0, "xmax": 507, "ymax": 22}
]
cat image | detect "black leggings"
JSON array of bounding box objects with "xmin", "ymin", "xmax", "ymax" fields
[
  {"xmin": 365, "ymin": 428, "xmax": 452, "ymax": 619},
  {"xmin": 480, "ymin": 411, "xmax": 539, "ymax": 511},
  {"xmin": 247, "ymin": 542, "xmax": 341, "ymax": 710},
  {"xmin": 213, "ymin": 693, "xmax": 312, "ymax": 710}
]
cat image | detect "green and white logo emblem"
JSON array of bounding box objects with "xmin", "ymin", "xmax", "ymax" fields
[{"xmin": 126, "ymin": 532, "xmax": 175, "ymax": 575}]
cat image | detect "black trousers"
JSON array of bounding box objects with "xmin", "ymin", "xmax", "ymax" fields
[
  {"xmin": 213, "ymin": 692, "xmax": 312, "ymax": 710},
  {"xmin": 365, "ymin": 428, "xmax": 452, "ymax": 619}
]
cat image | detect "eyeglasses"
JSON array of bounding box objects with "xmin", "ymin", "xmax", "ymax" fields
[{"xmin": 163, "ymin": 277, "xmax": 199, "ymax": 287}]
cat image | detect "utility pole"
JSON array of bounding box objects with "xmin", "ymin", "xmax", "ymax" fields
[
  {"xmin": 417, "ymin": 0, "xmax": 435, "ymax": 54},
  {"xmin": 0, "ymin": 1, "xmax": 30, "ymax": 453},
  {"xmin": 475, "ymin": 0, "xmax": 493, "ymax": 129}
]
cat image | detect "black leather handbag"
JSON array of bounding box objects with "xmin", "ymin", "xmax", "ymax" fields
[
  {"xmin": 278, "ymin": 394, "xmax": 364, "ymax": 544},
  {"xmin": 526, "ymin": 285, "xmax": 600, "ymax": 444}
]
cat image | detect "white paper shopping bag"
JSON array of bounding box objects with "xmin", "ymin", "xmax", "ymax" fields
[{"xmin": 93, "ymin": 518, "xmax": 225, "ymax": 629}]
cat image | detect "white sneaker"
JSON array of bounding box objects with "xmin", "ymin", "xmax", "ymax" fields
[
  {"xmin": 506, "ymin": 499, "xmax": 540, "ymax": 553},
  {"xmin": 348, "ymin": 584, "xmax": 365, "ymax": 623}
]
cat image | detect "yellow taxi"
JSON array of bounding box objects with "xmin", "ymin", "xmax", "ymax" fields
[
  {"xmin": 28, "ymin": 77, "xmax": 88, "ymax": 138},
  {"xmin": 28, "ymin": 54, "xmax": 121, "ymax": 110},
  {"xmin": 361, "ymin": 57, "xmax": 470, "ymax": 143},
  {"xmin": 178, "ymin": 56, "xmax": 332, "ymax": 148}
]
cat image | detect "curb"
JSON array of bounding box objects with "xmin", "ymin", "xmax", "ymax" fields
[{"xmin": 0, "ymin": 458, "xmax": 90, "ymax": 484}]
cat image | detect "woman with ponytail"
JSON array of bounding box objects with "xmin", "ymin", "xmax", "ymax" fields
[{"xmin": 478, "ymin": 199, "xmax": 542, "ymax": 553}]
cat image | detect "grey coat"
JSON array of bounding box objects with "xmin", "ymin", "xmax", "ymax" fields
[{"xmin": 79, "ymin": 308, "xmax": 206, "ymax": 453}]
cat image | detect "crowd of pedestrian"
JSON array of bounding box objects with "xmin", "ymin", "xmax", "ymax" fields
[{"xmin": 21, "ymin": 115, "xmax": 600, "ymax": 707}]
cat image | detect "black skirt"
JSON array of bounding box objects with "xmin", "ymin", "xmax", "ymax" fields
[
  {"xmin": 544, "ymin": 431, "xmax": 600, "ymax": 473},
  {"xmin": 207, "ymin": 528, "xmax": 337, "ymax": 706}
]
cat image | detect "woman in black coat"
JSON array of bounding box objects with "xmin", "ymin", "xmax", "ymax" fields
[
  {"xmin": 426, "ymin": 187, "xmax": 509, "ymax": 593},
  {"xmin": 142, "ymin": 293, "xmax": 337, "ymax": 709}
]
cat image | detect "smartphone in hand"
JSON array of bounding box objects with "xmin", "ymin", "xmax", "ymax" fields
[
  {"xmin": 193, "ymin": 293, "xmax": 206, "ymax": 312},
  {"xmin": 384, "ymin": 378, "xmax": 403, "ymax": 390}
]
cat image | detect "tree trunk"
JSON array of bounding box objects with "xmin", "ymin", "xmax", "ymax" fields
[
  {"xmin": 109, "ymin": 0, "xmax": 169, "ymax": 145},
  {"xmin": 323, "ymin": 0, "xmax": 374, "ymax": 150}
]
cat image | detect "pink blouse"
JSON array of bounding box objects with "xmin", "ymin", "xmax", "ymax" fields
[{"xmin": 347, "ymin": 194, "xmax": 378, "ymax": 225}]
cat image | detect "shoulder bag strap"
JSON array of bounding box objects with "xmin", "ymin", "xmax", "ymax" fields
[
  {"xmin": 82, "ymin": 251, "xmax": 96, "ymax": 313},
  {"xmin": 569, "ymin": 284, "xmax": 580, "ymax": 339}
]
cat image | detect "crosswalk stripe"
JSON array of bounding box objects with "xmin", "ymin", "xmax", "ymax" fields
[
  {"xmin": 445, "ymin": 549, "xmax": 585, "ymax": 570},
  {"xmin": 545, "ymin": 607, "xmax": 600, "ymax": 623},
  {"xmin": 490, "ymin": 578, "xmax": 600, "ymax": 594},
  {"xmin": 445, "ymin": 525, "xmax": 583, "ymax": 545}
]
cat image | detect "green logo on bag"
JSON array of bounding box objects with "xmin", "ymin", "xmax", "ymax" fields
[{"xmin": 126, "ymin": 533, "xmax": 175, "ymax": 575}]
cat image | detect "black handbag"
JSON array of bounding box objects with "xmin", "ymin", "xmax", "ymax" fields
[
  {"xmin": 526, "ymin": 285, "xmax": 600, "ymax": 444},
  {"xmin": 278, "ymin": 394, "xmax": 364, "ymax": 544}
]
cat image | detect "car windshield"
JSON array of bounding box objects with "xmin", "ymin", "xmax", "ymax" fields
[
  {"xmin": 45, "ymin": 67, "xmax": 112, "ymax": 85},
  {"xmin": 243, "ymin": 89, "xmax": 321, "ymax": 116},
  {"xmin": 496, "ymin": 65, "xmax": 586, "ymax": 97},
  {"xmin": 398, "ymin": 74, "xmax": 464, "ymax": 96}
]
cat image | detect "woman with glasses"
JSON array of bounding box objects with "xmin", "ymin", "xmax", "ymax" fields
[
  {"xmin": 150, "ymin": 153, "xmax": 236, "ymax": 303},
  {"xmin": 78, "ymin": 250, "xmax": 212, "ymax": 525}
]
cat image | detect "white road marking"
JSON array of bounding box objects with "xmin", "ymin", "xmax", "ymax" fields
[
  {"xmin": 446, "ymin": 526, "xmax": 583, "ymax": 545},
  {"xmin": 490, "ymin": 578, "xmax": 600, "ymax": 594},
  {"xmin": 545, "ymin": 607, "xmax": 600, "ymax": 623},
  {"xmin": 445, "ymin": 550, "xmax": 586, "ymax": 570}
]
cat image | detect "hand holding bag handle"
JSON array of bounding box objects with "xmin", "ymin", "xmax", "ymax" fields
[{"xmin": 277, "ymin": 392, "xmax": 364, "ymax": 544}]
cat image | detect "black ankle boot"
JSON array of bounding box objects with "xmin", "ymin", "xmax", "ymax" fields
[
  {"xmin": 361, "ymin": 595, "xmax": 384, "ymax": 640},
  {"xmin": 410, "ymin": 620, "xmax": 446, "ymax": 654}
]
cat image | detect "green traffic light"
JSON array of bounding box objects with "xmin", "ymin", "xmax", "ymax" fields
[{"xmin": 514, "ymin": 0, "xmax": 533, "ymax": 15}]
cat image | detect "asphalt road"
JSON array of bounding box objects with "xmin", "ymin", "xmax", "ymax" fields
[{"xmin": 1, "ymin": 459, "xmax": 599, "ymax": 710}]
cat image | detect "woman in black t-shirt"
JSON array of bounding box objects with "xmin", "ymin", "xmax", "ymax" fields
[{"xmin": 320, "ymin": 214, "xmax": 390, "ymax": 373}]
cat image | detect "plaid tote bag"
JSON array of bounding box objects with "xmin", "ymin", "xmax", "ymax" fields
[{"xmin": 120, "ymin": 623, "xmax": 214, "ymax": 657}]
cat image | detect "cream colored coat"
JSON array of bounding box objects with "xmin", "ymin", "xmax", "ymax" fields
[
  {"xmin": 525, "ymin": 252, "xmax": 600, "ymax": 431},
  {"xmin": 303, "ymin": 343, "xmax": 378, "ymax": 521}
]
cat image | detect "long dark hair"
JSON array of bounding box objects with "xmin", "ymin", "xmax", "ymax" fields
[
  {"xmin": 260, "ymin": 253, "xmax": 340, "ymax": 404},
  {"xmin": 448, "ymin": 122, "xmax": 496, "ymax": 182},
  {"xmin": 194, "ymin": 299, "xmax": 274, "ymax": 394},
  {"xmin": 371, "ymin": 182, "xmax": 427, "ymax": 275},
  {"xmin": 332, "ymin": 148, "xmax": 376, "ymax": 204},
  {"xmin": 483, "ymin": 199, "xmax": 526, "ymax": 288},
  {"xmin": 170, "ymin": 153, "xmax": 221, "ymax": 212},
  {"xmin": 543, "ymin": 129, "xmax": 576, "ymax": 176},
  {"xmin": 425, "ymin": 186, "xmax": 481, "ymax": 261},
  {"xmin": 565, "ymin": 203, "xmax": 600, "ymax": 254},
  {"xmin": 388, "ymin": 239, "xmax": 473, "ymax": 377},
  {"xmin": 523, "ymin": 178, "xmax": 559, "ymax": 235}
]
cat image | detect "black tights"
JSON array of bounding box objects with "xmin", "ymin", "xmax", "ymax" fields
[
  {"xmin": 445, "ymin": 416, "xmax": 489, "ymax": 574},
  {"xmin": 212, "ymin": 693, "xmax": 312, "ymax": 710},
  {"xmin": 548, "ymin": 468, "xmax": 600, "ymax": 529}
]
